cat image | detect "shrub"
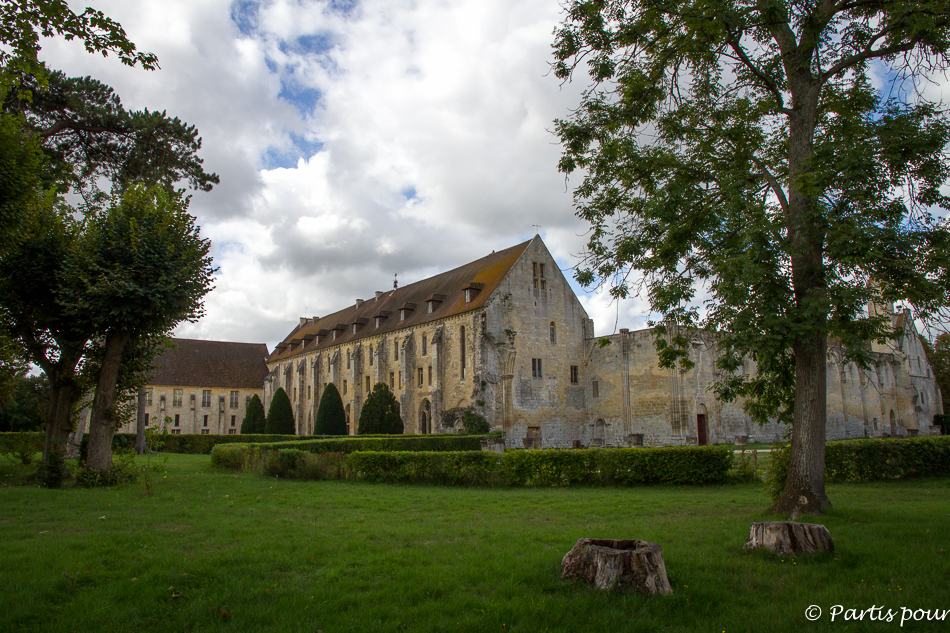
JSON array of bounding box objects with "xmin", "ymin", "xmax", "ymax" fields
[
  {"xmin": 241, "ymin": 394, "xmax": 266, "ymax": 434},
  {"xmin": 358, "ymin": 383, "xmax": 402, "ymax": 435},
  {"xmin": 767, "ymin": 435, "xmax": 950, "ymax": 499},
  {"xmin": 314, "ymin": 383, "xmax": 346, "ymax": 435},
  {"xmin": 462, "ymin": 410, "xmax": 491, "ymax": 435},
  {"xmin": 75, "ymin": 450, "xmax": 139, "ymax": 487},
  {"xmin": 0, "ymin": 431, "xmax": 43, "ymax": 464},
  {"xmin": 264, "ymin": 387, "xmax": 296, "ymax": 435},
  {"xmin": 348, "ymin": 451, "xmax": 501, "ymax": 485}
]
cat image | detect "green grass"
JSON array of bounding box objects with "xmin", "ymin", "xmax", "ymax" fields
[{"xmin": 1, "ymin": 454, "xmax": 948, "ymax": 633}]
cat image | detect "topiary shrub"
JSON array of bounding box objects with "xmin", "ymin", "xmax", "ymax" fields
[
  {"xmin": 264, "ymin": 387, "xmax": 296, "ymax": 435},
  {"xmin": 241, "ymin": 394, "xmax": 266, "ymax": 434},
  {"xmin": 358, "ymin": 383, "xmax": 403, "ymax": 435},
  {"xmin": 314, "ymin": 383, "xmax": 347, "ymax": 435}
]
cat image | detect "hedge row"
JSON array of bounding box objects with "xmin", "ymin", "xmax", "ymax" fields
[
  {"xmin": 87, "ymin": 432, "xmax": 340, "ymax": 455},
  {"xmin": 214, "ymin": 445, "xmax": 734, "ymax": 487},
  {"xmin": 0, "ymin": 431, "xmax": 44, "ymax": 455},
  {"xmin": 211, "ymin": 434, "xmax": 489, "ymax": 460},
  {"xmin": 767, "ymin": 435, "xmax": 950, "ymax": 498}
]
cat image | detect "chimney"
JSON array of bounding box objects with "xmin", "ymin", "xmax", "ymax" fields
[
  {"xmin": 299, "ymin": 317, "xmax": 308, "ymax": 326},
  {"xmin": 356, "ymin": 299, "xmax": 364, "ymax": 308},
  {"xmin": 376, "ymin": 291, "xmax": 384, "ymax": 300}
]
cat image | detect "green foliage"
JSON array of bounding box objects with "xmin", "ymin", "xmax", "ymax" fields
[
  {"xmin": 0, "ymin": 431, "xmax": 41, "ymax": 464},
  {"xmin": 314, "ymin": 383, "xmax": 346, "ymax": 435},
  {"xmin": 461, "ymin": 410, "xmax": 490, "ymax": 435},
  {"xmin": 0, "ymin": 374, "xmax": 48, "ymax": 432},
  {"xmin": 40, "ymin": 448, "xmax": 65, "ymax": 488},
  {"xmin": 554, "ymin": 1, "xmax": 950, "ymax": 427},
  {"xmin": 357, "ymin": 383, "xmax": 402, "ymax": 435},
  {"xmin": 225, "ymin": 434, "xmax": 488, "ymax": 456},
  {"xmin": 264, "ymin": 387, "xmax": 296, "ymax": 435},
  {"xmin": 922, "ymin": 334, "xmax": 950, "ymax": 413},
  {"xmin": 75, "ymin": 449, "xmax": 138, "ymax": 488},
  {"xmin": 0, "ymin": 0, "xmax": 157, "ymax": 97},
  {"xmin": 241, "ymin": 394, "xmax": 266, "ymax": 434},
  {"xmin": 768, "ymin": 436, "xmax": 950, "ymax": 500},
  {"xmin": 0, "ymin": 112, "xmax": 45, "ymax": 251},
  {"xmin": 348, "ymin": 451, "xmax": 502, "ymax": 485}
]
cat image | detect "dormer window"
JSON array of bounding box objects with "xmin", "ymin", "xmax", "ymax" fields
[
  {"xmin": 398, "ymin": 303, "xmax": 416, "ymax": 322},
  {"xmin": 462, "ymin": 283, "xmax": 484, "ymax": 303},
  {"xmin": 400, "ymin": 309, "xmax": 407, "ymax": 321},
  {"xmin": 373, "ymin": 310, "xmax": 390, "ymax": 328},
  {"xmin": 332, "ymin": 330, "xmax": 338, "ymax": 340},
  {"xmin": 425, "ymin": 294, "xmax": 446, "ymax": 314},
  {"xmin": 375, "ymin": 317, "xmax": 382, "ymax": 328}
]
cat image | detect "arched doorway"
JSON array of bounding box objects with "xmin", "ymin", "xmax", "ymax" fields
[
  {"xmin": 592, "ymin": 418, "xmax": 606, "ymax": 447},
  {"xmin": 696, "ymin": 404, "xmax": 708, "ymax": 446},
  {"xmin": 419, "ymin": 400, "xmax": 431, "ymax": 434}
]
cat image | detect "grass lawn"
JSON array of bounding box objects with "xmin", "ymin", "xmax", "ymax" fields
[{"xmin": 1, "ymin": 454, "xmax": 948, "ymax": 633}]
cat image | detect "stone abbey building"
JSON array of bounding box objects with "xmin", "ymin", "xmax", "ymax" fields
[{"xmin": 267, "ymin": 236, "xmax": 943, "ymax": 447}]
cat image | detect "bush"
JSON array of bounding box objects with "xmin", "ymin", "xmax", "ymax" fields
[
  {"xmin": 358, "ymin": 383, "xmax": 402, "ymax": 435},
  {"xmin": 0, "ymin": 431, "xmax": 43, "ymax": 464},
  {"xmin": 314, "ymin": 383, "xmax": 346, "ymax": 435},
  {"xmin": 348, "ymin": 451, "xmax": 501, "ymax": 485},
  {"xmin": 241, "ymin": 394, "xmax": 266, "ymax": 434},
  {"xmin": 462, "ymin": 410, "xmax": 491, "ymax": 435},
  {"xmin": 767, "ymin": 436, "xmax": 950, "ymax": 499},
  {"xmin": 75, "ymin": 450, "xmax": 140, "ymax": 487},
  {"xmin": 264, "ymin": 387, "xmax": 296, "ymax": 435}
]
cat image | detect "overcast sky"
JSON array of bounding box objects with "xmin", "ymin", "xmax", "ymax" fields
[{"xmin": 39, "ymin": 0, "xmax": 656, "ymax": 351}]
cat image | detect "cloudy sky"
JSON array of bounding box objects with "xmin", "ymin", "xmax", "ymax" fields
[{"xmin": 39, "ymin": 0, "xmax": 655, "ymax": 350}]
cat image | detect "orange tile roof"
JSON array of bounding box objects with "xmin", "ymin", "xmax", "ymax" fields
[{"xmin": 269, "ymin": 239, "xmax": 531, "ymax": 362}]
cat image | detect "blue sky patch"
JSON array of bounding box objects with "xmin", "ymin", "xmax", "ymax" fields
[
  {"xmin": 278, "ymin": 80, "xmax": 322, "ymax": 114},
  {"xmin": 230, "ymin": 0, "xmax": 260, "ymax": 36},
  {"xmin": 261, "ymin": 134, "xmax": 325, "ymax": 170},
  {"xmin": 402, "ymin": 186, "xmax": 417, "ymax": 201}
]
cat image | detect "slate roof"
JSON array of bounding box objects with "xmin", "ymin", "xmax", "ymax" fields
[
  {"xmin": 269, "ymin": 239, "xmax": 532, "ymax": 362},
  {"xmin": 148, "ymin": 339, "xmax": 270, "ymax": 389}
]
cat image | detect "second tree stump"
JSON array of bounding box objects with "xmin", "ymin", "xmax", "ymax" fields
[
  {"xmin": 744, "ymin": 521, "xmax": 834, "ymax": 556},
  {"xmin": 560, "ymin": 538, "xmax": 672, "ymax": 594}
]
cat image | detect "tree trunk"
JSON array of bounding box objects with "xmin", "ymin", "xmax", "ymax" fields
[
  {"xmin": 560, "ymin": 538, "xmax": 672, "ymax": 595},
  {"xmin": 772, "ymin": 74, "xmax": 833, "ymax": 517},
  {"xmin": 41, "ymin": 375, "xmax": 77, "ymax": 477},
  {"xmin": 744, "ymin": 521, "xmax": 834, "ymax": 556},
  {"xmin": 86, "ymin": 328, "xmax": 131, "ymax": 472},
  {"xmin": 135, "ymin": 386, "xmax": 146, "ymax": 455}
]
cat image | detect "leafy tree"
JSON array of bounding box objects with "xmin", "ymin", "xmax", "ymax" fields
[
  {"xmin": 358, "ymin": 383, "xmax": 403, "ymax": 435},
  {"xmin": 75, "ymin": 185, "xmax": 214, "ymax": 472},
  {"xmin": 462, "ymin": 410, "xmax": 490, "ymax": 435},
  {"xmin": 554, "ymin": 1, "xmax": 950, "ymax": 515},
  {"xmin": 314, "ymin": 383, "xmax": 347, "ymax": 436},
  {"xmin": 922, "ymin": 334, "xmax": 950, "ymax": 414},
  {"xmin": 265, "ymin": 387, "xmax": 296, "ymax": 435},
  {"xmin": 241, "ymin": 394, "xmax": 266, "ymax": 434}
]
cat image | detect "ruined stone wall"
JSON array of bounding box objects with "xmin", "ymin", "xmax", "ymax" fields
[{"xmin": 479, "ymin": 238, "xmax": 590, "ymax": 448}]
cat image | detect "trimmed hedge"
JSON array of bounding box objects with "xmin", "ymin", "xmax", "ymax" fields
[
  {"xmin": 82, "ymin": 432, "xmax": 337, "ymax": 456},
  {"xmin": 767, "ymin": 435, "xmax": 950, "ymax": 498},
  {"xmin": 0, "ymin": 431, "xmax": 44, "ymax": 460},
  {"xmin": 215, "ymin": 444, "xmax": 734, "ymax": 487}
]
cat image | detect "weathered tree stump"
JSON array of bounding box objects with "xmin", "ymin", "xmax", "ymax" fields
[
  {"xmin": 744, "ymin": 521, "xmax": 834, "ymax": 556},
  {"xmin": 561, "ymin": 538, "xmax": 672, "ymax": 594}
]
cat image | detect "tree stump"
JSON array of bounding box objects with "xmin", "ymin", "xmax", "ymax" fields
[
  {"xmin": 744, "ymin": 521, "xmax": 834, "ymax": 556},
  {"xmin": 560, "ymin": 538, "xmax": 672, "ymax": 594}
]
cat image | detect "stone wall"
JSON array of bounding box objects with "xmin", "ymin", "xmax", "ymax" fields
[{"xmin": 117, "ymin": 384, "xmax": 263, "ymax": 435}]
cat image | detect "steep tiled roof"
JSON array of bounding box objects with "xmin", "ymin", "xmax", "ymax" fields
[
  {"xmin": 149, "ymin": 339, "xmax": 270, "ymax": 389},
  {"xmin": 269, "ymin": 239, "xmax": 531, "ymax": 362}
]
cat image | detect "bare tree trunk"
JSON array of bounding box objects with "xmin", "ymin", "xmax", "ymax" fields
[
  {"xmin": 41, "ymin": 376, "xmax": 77, "ymax": 477},
  {"xmin": 86, "ymin": 328, "xmax": 131, "ymax": 472},
  {"xmin": 772, "ymin": 77, "xmax": 833, "ymax": 516},
  {"xmin": 135, "ymin": 386, "xmax": 146, "ymax": 455}
]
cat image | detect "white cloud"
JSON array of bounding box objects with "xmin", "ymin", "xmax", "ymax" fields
[{"xmin": 42, "ymin": 0, "xmax": 638, "ymax": 350}]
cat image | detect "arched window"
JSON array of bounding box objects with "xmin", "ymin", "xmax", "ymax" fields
[{"xmin": 549, "ymin": 321, "xmax": 556, "ymax": 344}]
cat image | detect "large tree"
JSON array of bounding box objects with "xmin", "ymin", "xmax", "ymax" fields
[
  {"xmin": 554, "ymin": 1, "xmax": 950, "ymax": 515},
  {"xmin": 72, "ymin": 185, "xmax": 213, "ymax": 472}
]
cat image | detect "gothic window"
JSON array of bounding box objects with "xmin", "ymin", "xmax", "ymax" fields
[
  {"xmin": 369, "ymin": 344, "xmax": 373, "ymax": 365},
  {"xmin": 460, "ymin": 326, "xmax": 466, "ymax": 379},
  {"xmin": 390, "ymin": 372, "xmax": 395, "ymax": 388},
  {"xmin": 365, "ymin": 376, "xmax": 371, "ymax": 392},
  {"xmin": 307, "ymin": 385, "xmax": 311, "ymax": 399},
  {"xmin": 418, "ymin": 367, "xmax": 424, "ymax": 388},
  {"xmin": 532, "ymin": 358, "xmax": 542, "ymax": 379},
  {"xmin": 428, "ymin": 365, "xmax": 432, "ymax": 386},
  {"xmin": 550, "ymin": 321, "xmax": 556, "ymax": 344},
  {"xmin": 570, "ymin": 365, "xmax": 579, "ymax": 384},
  {"xmin": 343, "ymin": 380, "xmax": 348, "ymax": 395},
  {"xmin": 395, "ymin": 341, "xmax": 399, "ymax": 361},
  {"xmin": 422, "ymin": 335, "xmax": 427, "ymax": 356},
  {"xmin": 347, "ymin": 351, "xmax": 351, "ymax": 369},
  {"xmin": 398, "ymin": 371, "xmax": 403, "ymax": 390},
  {"xmin": 592, "ymin": 380, "xmax": 599, "ymax": 398}
]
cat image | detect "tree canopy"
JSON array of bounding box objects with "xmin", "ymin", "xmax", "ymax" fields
[
  {"xmin": 265, "ymin": 388, "xmax": 296, "ymax": 435},
  {"xmin": 358, "ymin": 383, "xmax": 403, "ymax": 435},
  {"xmin": 314, "ymin": 383, "xmax": 347, "ymax": 436},
  {"xmin": 554, "ymin": 0, "xmax": 950, "ymax": 515},
  {"xmin": 241, "ymin": 394, "xmax": 266, "ymax": 434}
]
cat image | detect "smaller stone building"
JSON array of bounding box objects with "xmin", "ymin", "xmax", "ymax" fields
[{"xmin": 116, "ymin": 338, "xmax": 270, "ymax": 435}]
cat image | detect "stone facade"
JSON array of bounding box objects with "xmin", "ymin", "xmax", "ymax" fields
[
  {"xmin": 268, "ymin": 235, "xmax": 944, "ymax": 447},
  {"xmin": 114, "ymin": 339, "xmax": 269, "ymax": 436}
]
